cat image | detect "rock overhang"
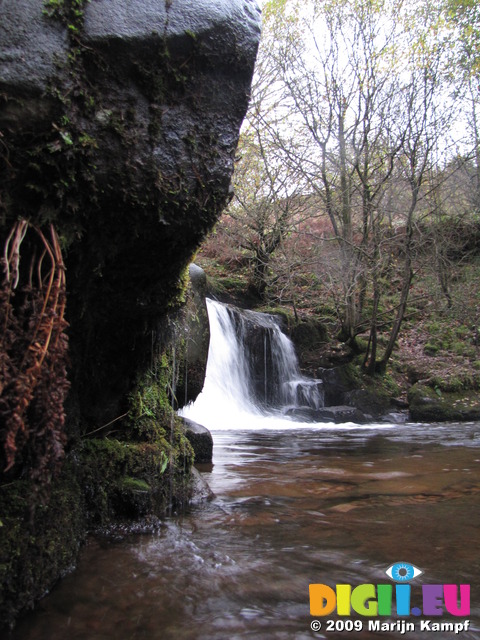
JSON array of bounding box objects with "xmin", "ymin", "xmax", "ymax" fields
[{"xmin": 0, "ymin": 0, "xmax": 262, "ymax": 425}]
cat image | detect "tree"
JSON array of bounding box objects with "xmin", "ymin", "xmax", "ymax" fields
[
  {"xmin": 221, "ymin": 1, "xmax": 314, "ymax": 300},
  {"xmin": 215, "ymin": 0, "xmax": 473, "ymax": 374},
  {"xmin": 253, "ymin": 0, "xmax": 461, "ymax": 373},
  {"xmin": 225, "ymin": 128, "xmax": 309, "ymax": 299},
  {"xmin": 443, "ymin": 0, "xmax": 480, "ymax": 210}
]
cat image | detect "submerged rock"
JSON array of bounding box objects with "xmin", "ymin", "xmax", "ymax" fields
[
  {"xmin": 315, "ymin": 405, "xmax": 368, "ymax": 424},
  {"xmin": 190, "ymin": 467, "xmax": 215, "ymax": 504},
  {"xmin": 285, "ymin": 405, "xmax": 368, "ymax": 424}
]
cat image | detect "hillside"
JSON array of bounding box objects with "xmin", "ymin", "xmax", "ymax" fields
[{"xmin": 194, "ymin": 217, "xmax": 480, "ymax": 422}]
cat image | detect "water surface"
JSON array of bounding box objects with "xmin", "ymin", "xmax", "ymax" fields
[{"xmin": 9, "ymin": 421, "xmax": 480, "ymax": 639}]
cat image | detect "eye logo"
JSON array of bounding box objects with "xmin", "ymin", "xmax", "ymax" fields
[{"xmin": 385, "ymin": 562, "xmax": 423, "ymax": 582}]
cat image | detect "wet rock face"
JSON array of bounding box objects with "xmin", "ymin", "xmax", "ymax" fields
[
  {"xmin": 176, "ymin": 264, "xmax": 211, "ymax": 407},
  {"xmin": 79, "ymin": 0, "xmax": 261, "ymax": 207},
  {"xmin": 0, "ymin": 0, "xmax": 68, "ymax": 126},
  {"xmin": 182, "ymin": 418, "xmax": 213, "ymax": 464},
  {"xmin": 0, "ymin": 0, "xmax": 261, "ymax": 427}
]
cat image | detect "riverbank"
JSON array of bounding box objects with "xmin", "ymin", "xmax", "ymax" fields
[{"xmin": 0, "ymin": 433, "xmax": 195, "ymax": 629}]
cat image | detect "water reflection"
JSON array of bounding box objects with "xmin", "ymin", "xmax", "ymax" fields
[{"xmin": 8, "ymin": 422, "xmax": 480, "ymax": 639}]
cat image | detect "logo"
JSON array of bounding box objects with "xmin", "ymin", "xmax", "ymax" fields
[
  {"xmin": 385, "ymin": 561, "xmax": 423, "ymax": 582},
  {"xmin": 309, "ymin": 561, "xmax": 471, "ymax": 633}
]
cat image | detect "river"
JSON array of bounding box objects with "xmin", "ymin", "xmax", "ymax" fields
[
  {"xmin": 9, "ymin": 300, "xmax": 480, "ymax": 638},
  {"xmin": 9, "ymin": 420, "xmax": 480, "ymax": 640}
]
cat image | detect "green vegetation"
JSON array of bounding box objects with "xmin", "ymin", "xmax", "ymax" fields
[
  {"xmin": 79, "ymin": 436, "xmax": 192, "ymax": 524},
  {"xmin": 128, "ymin": 361, "xmax": 176, "ymax": 442},
  {"xmin": 408, "ymin": 384, "xmax": 480, "ymax": 422},
  {"xmin": 43, "ymin": 0, "xmax": 90, "ymax": 34}
]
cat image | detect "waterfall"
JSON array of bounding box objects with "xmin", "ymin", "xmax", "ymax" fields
[{"xmin": 180, "ymin": 299, "xmax": 327, "ymax": 430}]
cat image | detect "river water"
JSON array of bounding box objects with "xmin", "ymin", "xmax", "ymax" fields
[
  {"xmin": 9, "ymin": 420, "xmax": 480, "ymax": 640},
  {"xmin": 9, "ymin": 301, "xmax": 480, "ymax": 638}
]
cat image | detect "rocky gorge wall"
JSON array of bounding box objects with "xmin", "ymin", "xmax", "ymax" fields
[
  {"xmin": 0, "ymin": 0, "xmax": 261, "ymax": 429},
  {"xmin": 0, "ymin": 0, "xmax": 261, "ymax": 627}
]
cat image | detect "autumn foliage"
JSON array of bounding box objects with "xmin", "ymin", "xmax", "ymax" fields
[{"xmin": 0, "ymin": 221, "xmax": 69, "ymax": 483}]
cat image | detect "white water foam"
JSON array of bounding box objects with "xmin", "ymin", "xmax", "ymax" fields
[{"xmin": 179, "ymin": 299, "xmax": 394, "ymax": 432}]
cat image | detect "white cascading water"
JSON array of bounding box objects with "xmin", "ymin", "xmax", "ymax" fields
[{"xmin": 180, "ymin": 299, "xmax": 331, "ymax": 430}]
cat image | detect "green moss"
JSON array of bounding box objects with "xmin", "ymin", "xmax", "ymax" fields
[
  {"xmin": 0, "ymin": 462, "xmax": 84, "ymax": 629},
  {"xmin": 424, "ymin": 341, "xmax": 440, "ymax": 356},
  {"xmin": 261, "ymin": 307, "xmax": 296, "ymax": 329},
  {"xmin": 78, "ymin": 437, "xmax": 190, "ymax": 525},
  {"xmin": 128, "ymin": 357, "xmax": 175, "ymax": 441},
  {"xmin": 429, "ymin": 371, "xmax": 480, "ymax": 393},
  {"xmin": 354, "ymin": 336, "xmax": 369, "ymax": 354},
  {"xmin": 168, "ymin": 263, "xmax": 191, "ymax": 309},
  {"xmin": 339, "ymin": 361, "xmax": 363, "ymax": 387},
  {"xmin": 374, "ymin": 372, "xmax": 400, "ymax": 397},
  {"xmin": 209, "ymin": 274, "xmax": 249, "ymax": 299},
  {"xmin": 43, "ymin": 0, "xmax": 90, "ymax": 32},
  {"xmin": 423, "ymin": 320, "xmax": 477, "ymax": 359},
  {"xmin": 120, "ymin": 477, "xmax": 151, "ymax": 492},
  {"xmin": 408, "ymin": 383, "xmax": 480, "ymax": 422},
  {"xmin": 289, "ymin": 316, "xmax": 329, "ymax": 363}
]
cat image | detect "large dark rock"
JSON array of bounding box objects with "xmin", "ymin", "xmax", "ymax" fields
[
  {"xmin": 342, "ymin": 388, "xmax": 391, "ymax": 419},
  {"xmin": 285, "ymin": 405, "xmax": 368, "ymax": 424},
  {"xmin": 321, "ymin": 366, "xmax": 358, "ymax": 406},
  {"xmin": 0, "ymin": 0, "xmax": 68, "ymax": 125},
  {"xmin": 182, "ymin": 418, "xmax": 213, "ymax": 464},
  {"xmin": 314, "ymin": 405, "xmax": 368, "ymax": 424},
  {"xmin": 0, "ymin": 2, "xmax": 260, "ymax": 627},
  {"xmin": 0, "ymin": 0, "xmax": 261, "ymax": 429}
]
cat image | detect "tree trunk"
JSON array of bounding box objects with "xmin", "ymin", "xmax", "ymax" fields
[{"xmin": 378, "ymin": 227, "xmax": 414, "ymax": 371}]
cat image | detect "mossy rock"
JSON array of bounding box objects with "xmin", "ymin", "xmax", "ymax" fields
[
  {"xmin": 79, "ymin": 436, "xmax": 193, "ymax": 526},
  {"xmin": 408, "ymin": 383, "xmax": 480, "ymax": 422},
  {"xmin": 113, "ymin": 477, "xmax": 153, "ymax": 520},
  {"xmin": 291, "ymin": 317, "xmax": 328, "ymax": 349},
  {"xmin": 0, "ymin": 462, "xmax": 85, "ymax": 629}
]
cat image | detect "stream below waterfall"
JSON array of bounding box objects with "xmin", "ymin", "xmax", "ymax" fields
[
  {"xmin": 8, "ymin": 422, "xmax": 480, "ymax": 640},
  {"xmin": 8, "ymin": 300, "xmax": 480, "ymax": 639}
]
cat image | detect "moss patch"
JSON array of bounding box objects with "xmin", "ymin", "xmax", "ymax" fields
[
  {"xmin": 408, "ymin": 383, "xmax": 480, "ymax": 422},
  {"xmin": 79, "ymin": 435, "xmax": 193, "ymax": 526},
  {"xmin": 0, "ymin": 462, "xmax": 84, "ymax": 629}
]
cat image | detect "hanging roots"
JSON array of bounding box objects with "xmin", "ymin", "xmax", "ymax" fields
[{"xmin": 0, "ymin": 220, "xmax": 69, "ymax": 483}]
